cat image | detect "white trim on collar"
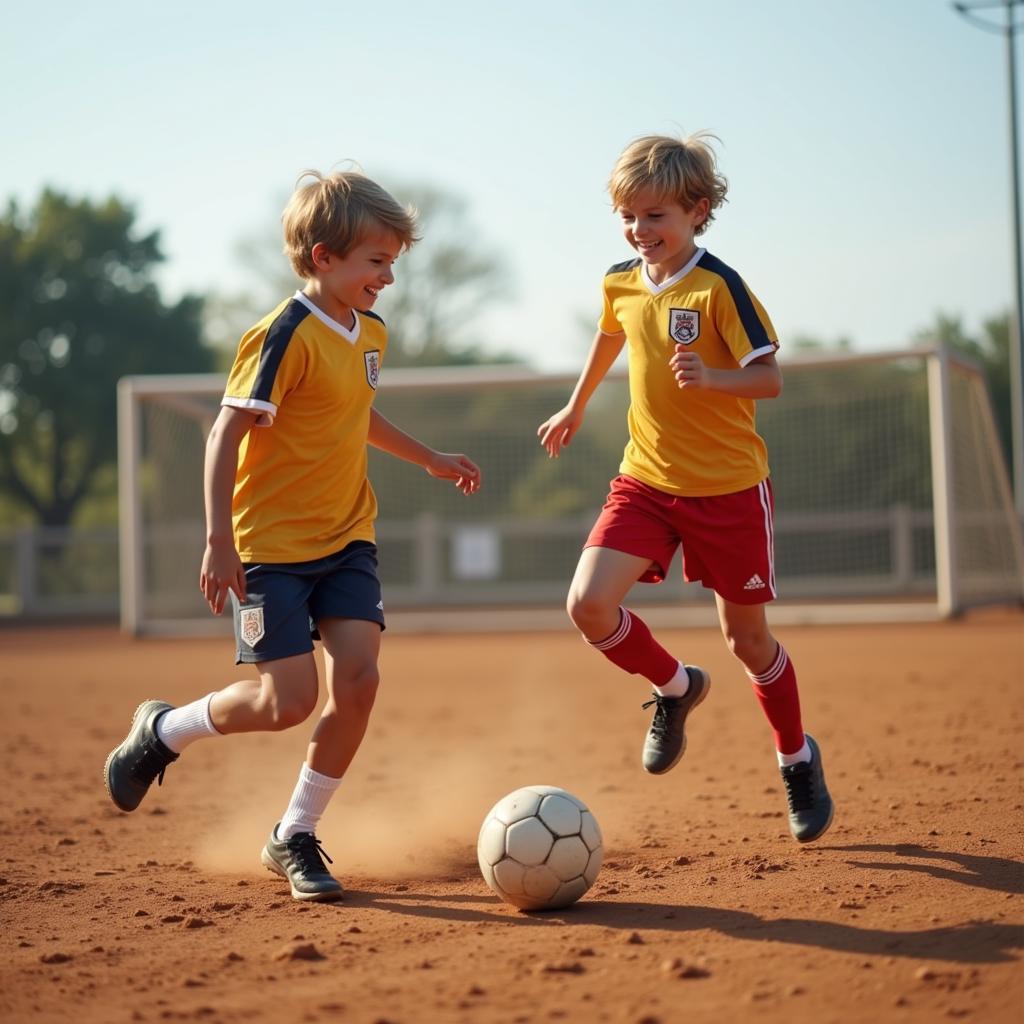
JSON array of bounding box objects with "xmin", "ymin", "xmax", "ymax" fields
[
  {"xmin": 294, "ymin": 291, "xmax": 360, "ymax": 344},
  {"xmin": 641, "ymin": 247, "xmax": 706, "ymax": 295}
]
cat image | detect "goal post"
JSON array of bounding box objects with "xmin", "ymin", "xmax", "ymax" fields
[{"xmin": 118, "ymin": 345, "xmax": 1024, "ymax": 635}]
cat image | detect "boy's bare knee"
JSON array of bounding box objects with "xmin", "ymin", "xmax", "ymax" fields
[
  {"xmin": 256, "ymin": 666, "xmax": 318, "ymax": 730},
  {"xmin": 567, "ymin": 590, "xmax": 609, "ymax": 632},
  {"xmin": 352, "ymin": 665, "xmax": 380, "ymax": 705},
  {"xmin": 330, "ymin": 664, "xmax": 380, "ymax": 716},
  {"xmin": 256, "ymin": 692, "xmax": 314, "ymax": 730},
  {"xmin": 723, "ymin": 628, "xmax": 774, "ymax": 669},
  {"xmin": 724, "ymin": 635, "xmax": 745, "ymax": 663},
  {"xmin": 353, "ymin": 663, "xmax": 380, "ymax": 691}
]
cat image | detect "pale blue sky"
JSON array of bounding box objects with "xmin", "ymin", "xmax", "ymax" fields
[{"xmin": 4, "ymin": 0, "xmax": 1018, "ymax": 369}]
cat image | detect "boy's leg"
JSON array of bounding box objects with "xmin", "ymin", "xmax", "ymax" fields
[
  {"xmin": 104, "ymin": 560, "xmax": 323, "ymax": 813},
  {"xmin": 209, "ymin": 654, "xmax": 319, "ymax": 734},
  {"xmin": 302, "ymin": 617, "xmax": 381, "ymax": 779},
  {"xmin": 568, "ymin": 546, "xmax": 710, "ymax": 774},
  {"xmin": 716, "ymin": 596, "xmax": 833, "ymax": 842},
  {"xmin": 715, "ymin": 597, "xmax": 804, "ymax": 755},
  {"xmin": 568, "ymin": 546, "xmax": 677, "ymax": 681},
  {"xmin": 103, "ymin": 654, "xmax": 318, "ymax": 813},
  {"xmin": 261, "ymin": 542, "xmax": 386, "ymax": 902},
  {"xmin": 104, "ymin": 557, "xmax": 319, "ymax": 811},
  {"xmin": 261, "ymin": 618, "xmax": 380, "ymax": 902},
  {"xmin": 286, "ymin": 616, "xmax": 381, "ymax": 829}
]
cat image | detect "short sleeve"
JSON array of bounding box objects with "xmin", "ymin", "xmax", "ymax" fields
[
  {"xmin": 598, "ymin": 279, "xmax": 624, "ymax": 335},
  {"xmin": 711, "ymin": 276, "xmax": 778, "ymax": 367},
  {"xmin": 223, "ymin": 313, "xmax": 307, "ymax": 426}
]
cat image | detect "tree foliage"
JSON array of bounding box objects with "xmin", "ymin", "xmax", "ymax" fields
[
  {"xmin": 374, "ymin": 183, "xmax": 516, "ymax": 366},
  {"xmin": 0, "ymin": 190, "xmax": 211, "ymax": 527}
]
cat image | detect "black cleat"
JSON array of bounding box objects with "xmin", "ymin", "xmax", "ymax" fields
[
  {"xmin": 261, "ymin": 825, "xmax": 344, "ymax": 902},
  {"xmin": 641, "ymin": 666, "xmax": 712, "ymax": 774},
  {"xmin": 103, "ymin": 700, "xmax": 179, "ymax": 812},
  {"xmin": 780, "ymin": 734, "xmax": 835, "ymax": 843}
]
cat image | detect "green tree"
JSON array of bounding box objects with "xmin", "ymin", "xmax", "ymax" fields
[
  {"xmin": 0, "ymin": 190, "xmax": 211, "ymax": 527},
  {"xmin": 375, "ymin": 183, "xmax": 515, "ymax": 366}
]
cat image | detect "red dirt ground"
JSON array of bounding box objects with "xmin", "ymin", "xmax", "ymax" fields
[{"xmin": 1, "ymin": 613, "xmax": 1022, "ymax": 1024}]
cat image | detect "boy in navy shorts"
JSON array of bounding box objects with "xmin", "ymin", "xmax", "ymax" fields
[
  {"xmin": 105, "ymin": 169, "xmax": 481, "ymax": 900},
  {"xmin": 538, "ymin": 133, "xmax": 833, "ymax": 842}
]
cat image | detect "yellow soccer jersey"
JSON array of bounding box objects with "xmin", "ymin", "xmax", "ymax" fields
[
  {"xmin": 222, "ymin": 291, "xmax": 387, "ymax": 563},
  {"xmin": 598, "ymin": 248, "xmax": 779, "ymax": 497}
]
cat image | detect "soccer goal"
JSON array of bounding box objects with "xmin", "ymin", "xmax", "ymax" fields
[{"xmin": 118, "ymin": 345, "xmax": 1024, "ymax": 635}]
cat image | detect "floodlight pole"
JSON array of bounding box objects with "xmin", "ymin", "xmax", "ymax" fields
[
  {"xmin": 954, "ymin": 0, "xmax": 1024, "ymax": 519},
  {"xmin": 1005, "ymin": 1, "xmax": 1024, "ymax": 520}
]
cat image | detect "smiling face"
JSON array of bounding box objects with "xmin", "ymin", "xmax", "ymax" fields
[
  {"xmin": 306, "ymin": 227, "xmax": 403, "ymax": 327},
  {"xmin": 617, "ymin": 186, "xmax": 710, "ymax": 282}
]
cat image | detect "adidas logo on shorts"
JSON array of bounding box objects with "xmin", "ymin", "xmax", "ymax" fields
[{"xmin": 743, "ymin": 574, "xmax": 766, "ymax": 591}]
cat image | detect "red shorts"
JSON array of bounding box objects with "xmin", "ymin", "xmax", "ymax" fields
[{"xmin": 585, "ymin": 475, "xmax": 777, "ymax": 604}]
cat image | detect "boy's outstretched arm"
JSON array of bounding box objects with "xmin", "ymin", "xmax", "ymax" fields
[
  {"xmin": 368, "ymin": 408, "xmax": 481, "ymax": 495},
  {"xmin": 200, "ymin": 406, "xmax": 259, "ymax": 615},
  {"xmin": 670, "ymin": 348, "xmax": 783, "ymax": 398},
  {"xmin": 537, "ymin": 329, "xmax": 626, "ymax": 458}
]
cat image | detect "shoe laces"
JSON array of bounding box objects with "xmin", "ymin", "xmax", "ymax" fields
[
  {"xmin": 287, "ymin": 832, "xmax": 334, "ymax": 874},
  {"xmin": 130, "ymin": 741, "xmax": 175, "ymax": 789},
  {"xmin": 641, "ymin": 695, "xmax": 677, "ymax": 739},
  {"xmin": 781, "ymin": 761, "xmax": 815, "ymax": 813}
]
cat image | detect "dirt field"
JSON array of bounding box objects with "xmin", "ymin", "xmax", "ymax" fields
[{"xmin": 1, "ymin": 613, "xmax": 1022, "ymax": 1024}]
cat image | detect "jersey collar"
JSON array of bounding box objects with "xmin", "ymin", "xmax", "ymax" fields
[
  {"xmin": 294, "ymin": 291, "xmax": 361, "ymax": 344},
  {"xmin": 641, "ymin": 247, "xmax": 706, "ymax": 295}
]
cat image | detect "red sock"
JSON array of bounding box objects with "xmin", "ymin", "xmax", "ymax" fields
[
  {"xmin": 747, "ymin": 644, "xmax": 805, "ymax": 755},
  {"xmin": 586, "ymin": 607, "xmax": 678, "ymax": 687}
]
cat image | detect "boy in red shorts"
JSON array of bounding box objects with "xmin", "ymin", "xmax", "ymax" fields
[{"xmin": 538, "ymin": 133, "xmax": 833, "ymax": 842}]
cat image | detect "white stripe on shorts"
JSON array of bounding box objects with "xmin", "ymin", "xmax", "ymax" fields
[{"xmin": 757, "ymin": 480, "xmax": 778, "ymax": 598}]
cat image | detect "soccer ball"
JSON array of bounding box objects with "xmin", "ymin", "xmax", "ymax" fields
[{"xmin": 477, "ymin": 785, "xmax": 603, "ymax": 911}]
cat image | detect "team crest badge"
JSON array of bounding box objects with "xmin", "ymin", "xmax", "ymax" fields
[
  {"xmin": 364, "ymin": 349, "xmax": 380, "ymax": 389},
  {"xmin": 669, "ymin": 308, "xmax": 700, "ymax": 345},
  {"xmin": 239, "ymin": 606, "xmax": 265, "ymax": 647}
]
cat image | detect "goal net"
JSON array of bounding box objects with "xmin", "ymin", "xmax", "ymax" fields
[{"xmin": 118, "ymin": 346, "xmax": 1023, "ymax": 635}]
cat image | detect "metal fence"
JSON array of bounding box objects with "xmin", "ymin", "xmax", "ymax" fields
[
  {"xmin": 0, "ymin": 525, "xmax": 119, "ymax": 619},
  {"xmin": 0, "ymin": 503, "xmax": 950, "ymax": 622},
  {"xmin": 3, "ymin": 345, "xmax": 1022, "ymax": 627}
]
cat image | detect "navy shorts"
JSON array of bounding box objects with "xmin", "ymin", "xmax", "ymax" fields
[{"xmin": 230, "ymin": 540, "xmax": 385, "ymax": 665}]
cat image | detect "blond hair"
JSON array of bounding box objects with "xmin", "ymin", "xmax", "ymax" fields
[
  {"xmin": 282, "ymin": 170, "xmax": 420, "ymax": 278},
  {"xmin": 608, "ymin": 133, "xmax": 728, "ymax": 236}
]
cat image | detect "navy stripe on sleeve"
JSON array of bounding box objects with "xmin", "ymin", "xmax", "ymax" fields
[
  {"xmin": 606, "ymin": 257, "xmax": 642, "ymax": 276},
  {"xmin": 251, "ymin": 299, "xmax": 311, "ymax": 403},
  {"xmin": 697, "ymin": 252, "xmax": 773, "ymax": 349},
  {"xmin": 360, "ymin": 308, "xmax": 385, "ymax": 325}
]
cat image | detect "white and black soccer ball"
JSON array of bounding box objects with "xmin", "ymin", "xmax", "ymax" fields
[{"xmin": 477, "ymin": 785, "xmax": 603, "ymax": 911}]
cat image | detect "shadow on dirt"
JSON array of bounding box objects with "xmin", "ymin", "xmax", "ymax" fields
[
  {"xmin": 334, "ymin": 885, "xmax": 1023, "ymax": 964},
  {"xmin": 825, "ymin": 842, "xmax": 1024, "ymax": 895}
]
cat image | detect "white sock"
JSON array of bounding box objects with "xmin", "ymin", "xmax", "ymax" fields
[
  {"xmin": 778, "ymin": 739, "xmax": 811, "ymax": 767},
  {"xmin": 278, "ymin": 763, "xmax": 342, "ymax": 840},
  {"xmin": 653, "ymin": 662, "xmax": 691, "ymax": 699},
  {"xmin": 155, "ymin": 693, "xmax": 220, "ymax": 754}
]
